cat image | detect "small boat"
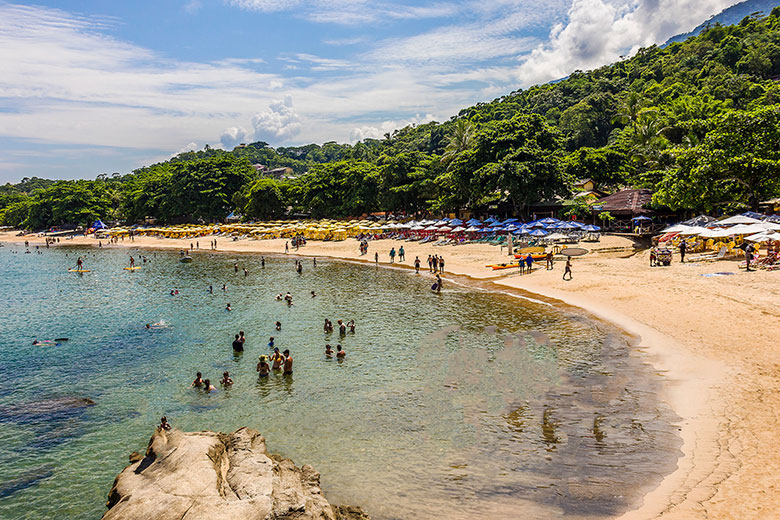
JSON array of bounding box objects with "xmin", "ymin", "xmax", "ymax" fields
[{"xmin": 180, "ymin": 256, "xmax": 193, "ymax": 263}]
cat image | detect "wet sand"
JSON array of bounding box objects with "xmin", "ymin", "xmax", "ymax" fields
[{"xmin": 4, "ymin": 230, "xmax": 778, "ymax": 519}]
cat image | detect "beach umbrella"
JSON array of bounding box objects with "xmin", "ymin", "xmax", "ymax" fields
[
  {"xmin": 632, "ymin": 215, "xmax": 652, "ymax": 221},
  {"xmin": 661, "ymin": 224, "xmax": 697, "ymax": 234},
  {"xmin": 529, "ymin": 229, "xmax": 548, "ymax": 237},
  {"xmin": 715, "ymin": 215, "xmax": 763, "ymax": 226},
  {"xmin": 582, "ymin": 224, "xmax": 600, "ymax": 231},
  {"xmin": 745, "ymin": 232, "xmax": 778, "ymax": 242},
  {"xmin": 438, "ymin": 226, "xmax": 453, "ymax": 232},
  {"xmin": 451, "ymin": 226, "xmax": 466, "ymax": 232},
  {"xmin": 741, "ymin": 211, "xmax": 766, "ymax": 220},
  {"xmin": 530, "ymin": 221, "xmax": 545, "ymax": 228},
  {"xmin": 489, "ymin": 221, "xmax": 504, "ymax": 228},
  {"xmin": 449, "ymin": 219, "xmax": 464, "ymax": 226},
  {"xmin": 502, "ymin": 218, "xmax": 519, "ymax": 224},
  {"xmin": 466, "ymin": 218, "xmax": 482, "ymax": 226},
  {"xmin": 540, "ymin": 217, "xmax": 559, "ymax": 224},
  {"xmin": 559, "ymin": 222, "xmax": 579, "ymax": 230}
]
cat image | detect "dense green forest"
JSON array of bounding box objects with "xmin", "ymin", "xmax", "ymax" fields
[{"xmin": 3, "ymin": 9, "xmax": 780, "ymax": 230}]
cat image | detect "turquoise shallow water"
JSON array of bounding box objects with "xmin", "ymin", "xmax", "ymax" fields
[{"xmin": 0, "ymin": 243, "xmax": 681, "ymax": 519}]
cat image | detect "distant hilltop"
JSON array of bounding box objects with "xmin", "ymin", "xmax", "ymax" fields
[{"xmin": 665, "ymin": 0, "xmax": 780, "ymax": 45}]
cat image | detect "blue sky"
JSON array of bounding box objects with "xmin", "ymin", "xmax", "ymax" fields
[{"xmin": 0, "ymin": 0, "xmax": 738, "ymax": 183}]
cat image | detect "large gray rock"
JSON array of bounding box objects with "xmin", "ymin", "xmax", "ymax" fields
[{"xmin": 103, "ymin": 427, "xmax": 369, "ymax": 520}]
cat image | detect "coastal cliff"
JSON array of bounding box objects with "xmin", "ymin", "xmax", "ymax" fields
[{"xmin": 103, "ymin": 427, "xmax": 369, "ymax": 520}]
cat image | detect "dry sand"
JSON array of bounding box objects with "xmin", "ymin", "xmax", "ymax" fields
[{"xmin": 3, "ymin": 230, "xmax": 779, "ymax": 519}]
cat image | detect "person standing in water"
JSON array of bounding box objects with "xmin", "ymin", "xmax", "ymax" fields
[
  {"xmin": 232, "ymin": 334, "xmax": 243, "ymax": 352},
  {"xmin": 283, "ymin": 350, "xmax": 293, "ymax": 375},
  {"xmin": 435, "ymin": 274, "xmax": 443, "ymax": 293},
  {"xmin": 271, "ymin": 348, "xmax": 284, "ymax": 370},
  {"xmin": 325, "ymin": 344, "xmax": 333, "ymax": 358},
  {"xmin": 261, "ymin": 257, "xmax": 265, "ymax": 268},
  {"xmin": 257, "ymin": 355, "xmax": 270, "ymax": 376},
  {"xmin": 220, "ymin": 371, "xmax": 233, "ymax": 386},
  {"xmin": 191, "ymin": 372, "xmax": 204, "ymax": 387}
]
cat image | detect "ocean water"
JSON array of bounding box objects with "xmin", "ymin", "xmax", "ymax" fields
[{"xmin": 0, "ymin": 243, "xmax": 681, "ymax": 519}]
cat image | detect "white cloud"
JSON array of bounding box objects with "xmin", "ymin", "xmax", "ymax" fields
[
  {"xmin": 350, "ymin": 113, "xmax": 436, "ymax": 142},
  {"xmin": 517, "ymin": 0, "xmax": 737, "ymax": 86},
  {"xmin": 227, "ymin": 0, "xmax": 461, "ymax": 24},
  {"xmin": 220, "ymin": 127, "xmax": 248, "ymax": 149},
  {"xmin": 184, "ymin": 0, "xmax": 203, "ymax": 14},
  {"xmin": 178, "ymin": 142, "xmax": 199, "ymax": 154},
  {"xmin": 251, "ymin": 96, "xmax": 302, "ymax": 142}
]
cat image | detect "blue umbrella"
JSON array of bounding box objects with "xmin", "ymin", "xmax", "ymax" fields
[
  {"xmin": 632, "ymin": 215, "xmax": 652, "ymax": 221},
  {"xmin": 502, "ymin": 218, "xmax": 519, "ymax": 224},
  {"xmin": 568, "ymin": 221, "xmax": 584, "ymax": 228},
  {"xmin": 582, "ymin": 224, "xmax": 601, "ymax": 231},
  {"xmin": 466, "ymin": 218, "xmax": 482, "ymax": 226},
  {"xmin": 530, "ymin": 221, "xmax": 545, "ymax": 228},
  {"xmin": 540, "ymin": 217, "xmax": 559, "ymax": 224},
  {"xmin": 529, "ymin": 229, "xmax": 548, "ymax": 237},
  {"xmin": 484, "ymin": 217, "xmax": 499, "ymax": 223}
]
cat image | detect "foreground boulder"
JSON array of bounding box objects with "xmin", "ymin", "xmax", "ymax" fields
[{"xmin": 103, "ymin": 427, "xmax": 369, "ymax": 520}]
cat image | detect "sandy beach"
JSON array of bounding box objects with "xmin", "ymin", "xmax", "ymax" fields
[{"xmin": 4, "ymin": 230, "xmax": 778, "ymax": 519}]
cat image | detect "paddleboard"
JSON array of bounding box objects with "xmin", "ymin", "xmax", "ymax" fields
[
  {"xmin": 68, "ymin": 269, "xmax": 91, "ymax": 273},
  {"xmin": 124, "ymin": 266, "xmax": 141, "ymax": 271},
  {"xmin": 559, "ymin": 247, "xmax": 588, "ymax": 257}
]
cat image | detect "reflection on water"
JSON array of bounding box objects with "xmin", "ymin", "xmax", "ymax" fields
[{"xmin": 0, "ymin": 245, "xmax": 681, "ymax": 520}]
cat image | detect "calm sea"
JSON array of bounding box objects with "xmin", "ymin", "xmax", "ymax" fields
[{"xmin": 0, "ymin": 243, "xmax": 680, "ymax": 519}]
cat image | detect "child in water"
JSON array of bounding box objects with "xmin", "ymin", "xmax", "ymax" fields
[
  {"xmin": 325, "ymin": 344, "xmax": 333, "ymax": 358},
  {"xmin": 257, "ymin": 355, "xmax": 270, "ymax": 376}
]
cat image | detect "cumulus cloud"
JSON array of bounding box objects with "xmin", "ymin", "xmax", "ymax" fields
[
  {"xmin": 516, "ymin": 0, "xmax": 736, "ymax": 86},
  {"xmin": 177, "ymin": 142, "xmax": 198, "ymax": 154},
  {"xmin": 220, "ymin": 127, "xmax": 248, "ymax": 149},
  {"xmin": 349, "ymin": 113, "xmax": 436, "ymax": 142},
  {"xmin": 251, "ymin": 96, "xmax": 302, "ymax": 142}
]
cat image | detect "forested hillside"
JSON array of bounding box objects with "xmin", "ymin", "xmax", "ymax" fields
[{"xmin": 3, "ymin": 8, "xmax": 780, "ymax": 229}]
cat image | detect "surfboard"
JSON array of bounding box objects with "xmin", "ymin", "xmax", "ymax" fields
[
  {"xmin": 124, "ymin": 266, "xmax": 141, "ymax": 271},
  {"xmin": 68, "ymin": 269, "xmax": 91, "ymax": 273},
  {"xmin": 559, "ymin": 247, "xmax": 588, "ymax": 257}
]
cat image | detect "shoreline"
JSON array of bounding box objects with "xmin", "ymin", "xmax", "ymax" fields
[{"xmin": 2, "ymin": 231, "xmax": 773, "ymax": 519}]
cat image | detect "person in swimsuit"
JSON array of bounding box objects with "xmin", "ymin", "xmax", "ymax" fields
[
  {"xmin": 268, "ymin": 336, "xmax": 275, "ymax": 348},
  {"xmin": 232, "ymin": 334, "xmax": 243, "ymax": 352},
  {"xmin": 311, "ymin": 291, "xmax": 316, "ymax": 298},
  {"xmin": 325, "ymin": 344, "xmax": 333, "ymax": 358},
  {"xmin": 192, "ymin": 372, "xmax": 203, "ymax": 388},
  {"xmin": 257, "ymin": 355, "xmax": 270, "ymax": 376},
  {"xmin": 76, "ymin": 257, "xmax": 83, "ymax": 270},
  {"xmin": 226, "ymin": 303, "xmax": 232, "ymax": 312},
  {"xmin": 563, "ymin": 257, "xmax": 573, "ymax": 280},
  {"xmin": 220, "ymin": 371, "xmax": 233, "ymax": 386},
  {"xmin": 336, "ymin": 345, "xmax": 346, "ymax": 358},
  {"xmin": 239, "ymin": 331, "xmax": 246, "ymax": 346},
  {"xmin": 338, "ymin": 319, "xmax": 346, "ymax": 335},
  {"xmin": 414, "ymin": 256, "xmax": 420, "ymax": 273},
  {"xmin": 129, "ymin": 256, "xmax": 135, "ymax": 268},
  {"xmin": 203, "ymin": 379, "xmax": 216, "ymax": 392},
  {"xmin": 324, "ymin": 319, "xmax": 332, "ymax": 333},
  {"xmin": 276, "ymin": 321, "xmax": 282, "ymax": 331},
  {"xmin": 283, "ymin": 350, "xmax": 293, "ymax": 375},
  {"xmin": 159, "ymin": 416, "xmax": 171, "ymax": 431},
  {"xmin": 271, "ymin": 348, "xmax": 284, "ymax": 370},
  {"xmin": 348, "ymin": 320, "xmax": 355, "ymax": 333}
]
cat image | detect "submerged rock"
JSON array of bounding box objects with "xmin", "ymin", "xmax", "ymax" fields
[{"xmin": 103, "ymin": 427, "xmax": 369, "ymax": 520}]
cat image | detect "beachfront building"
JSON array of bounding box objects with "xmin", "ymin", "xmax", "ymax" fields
[{"xmin": 592, "ymin": 188, "xmax": 655, "ymax": 231}]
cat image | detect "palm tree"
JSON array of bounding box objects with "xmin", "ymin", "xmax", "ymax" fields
[
  {"xmin": 612, "ymin": 92, "xmax": 645, "ymax": 129},
  {"xmin": 442, "ymin": 119, "xmax": 474, "ymax": 163}
]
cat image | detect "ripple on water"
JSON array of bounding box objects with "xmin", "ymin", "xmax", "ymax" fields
[{"xmin": 0, "ymin": 245, "xmax": 681, "ymax": 519}]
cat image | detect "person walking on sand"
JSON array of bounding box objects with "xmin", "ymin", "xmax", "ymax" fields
[
  {"xmin": 563, "ymin": 257, "xmax": 573, "ymax": 281},
  {"xmin": 679, "ymin": 239, "xmax": 687, "ymax": 263},
  {"xmin": 389, "ymin": 247, "xmax": 396, "ymax": 264},
  {"xmin": 546, "ymin": 251, "xmax": 554, "ymax": 270},
  {"xmin": 438, "ymin": 256, "xmax": 445, "ymax": 273},
  {"xmin": 399, "ymin": 246, "xmax": 405, "ymax": 262},
  {"xmin": 525, "ymin": 253, "xmax": 533, "ymax": 273},
  {"xmin": 375, "ymin": 252, "xmax": 379, "ymax": 264},
  {"xmin": 428, "ymin": 255, "xmax": 433, "ymax": 272},
  {"xmin": 432, "ymin": 255, "xmax": 439, "ymax": 273},
  {"xmin": 745, "ymin": 242, "xmax": 755, "ymax": 271},
  {"xmin": 285, "ymin": 241, "xmax": 289, "ymax": 254},
  {"xmin": 414, "ymin": 256, "xmax": 420, "ymax": 273}
]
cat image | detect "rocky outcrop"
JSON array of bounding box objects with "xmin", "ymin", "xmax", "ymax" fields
[{"xmin": 103, "ymin": 427, "xmax": 369, "ymax": 520}]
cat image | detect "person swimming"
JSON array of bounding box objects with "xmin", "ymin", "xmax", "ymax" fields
[
  {"xmin": 203, "ymin": 379, "xmax": 216, "ymax": 392},
  {"xmin": 257, "ymin": 355, "xmax": 270, "ymax": 376},
  {"xmin": 325, "ymin": 344, "xmax": 333, "ymax": 358},
  {"xmin": 268, "ymin": 336, "xmax": 274, "ymax": 348},
  {"xmin": 191, "ymin": 372, "xmax": 203, "ymax": 388},
  {"xmin": 311, "ymin": 290, "xmax": 316, "ymax": 298},
  {"xmin": 276, "ymin": 293, "xmax": 283, "ymax": 300},
  {"xmin": 226, "ymin": 303, "xmax": 232, "ymax": 311},
  {"xmin": 275, "ymin": 321, "xmax": 282, "ymax": 331},
  {"xmin": 220, "ymin": 371, "xmax": 233, "ymax": 386},
  {"xmin": 336, "ymin": 344, "xmax": 346, "ymax": 358}
]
